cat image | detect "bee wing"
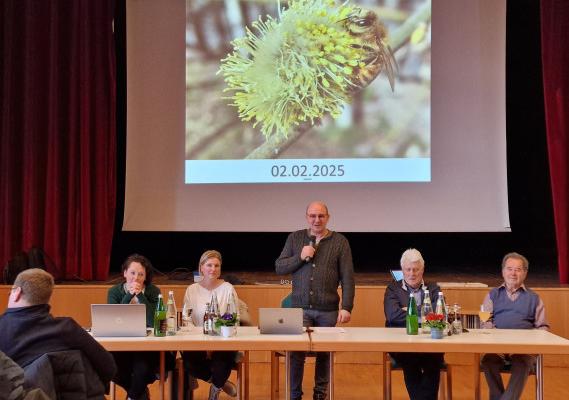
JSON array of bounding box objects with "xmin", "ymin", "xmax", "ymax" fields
[{"xmin": 381, "ymin": 43, "xmax": 398, "ymax": 92}]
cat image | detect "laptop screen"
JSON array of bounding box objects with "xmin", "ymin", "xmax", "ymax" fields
[
  {"xmin": 91, "ymin": 304, "xmax": 148, "ymax": 337},
  {"xmin": 258, "ymin": 308, "xmax": 304, "ymax": 335}
]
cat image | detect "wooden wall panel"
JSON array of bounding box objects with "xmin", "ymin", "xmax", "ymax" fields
[{"xmin": 0, "ymin": 285, "xmax": 568, "ymax": 337}]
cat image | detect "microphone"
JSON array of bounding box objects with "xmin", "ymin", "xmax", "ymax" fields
[{"xmin": 304, "ymin": 235, "xmax": 317, "ymax": 263}]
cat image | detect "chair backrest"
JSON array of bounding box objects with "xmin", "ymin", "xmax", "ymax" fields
[
  {"xmin": 23, "ymin": 350, "xmax": 106, "ymax": 400},
  {"xmin": 281, "ymin": 293, "xmax": 292, "ymax": 308}
]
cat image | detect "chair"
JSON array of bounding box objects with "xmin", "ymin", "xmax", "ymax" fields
[
  {"xmin": 23, "ymin": 350, "xmax": 106, "ymax": 399},
  {"xmin": 172, "ymin": 350, "xmax": 249, "ymax": 400},
  {"xmin": 382, "ymin": 352, "xmax": 452, "ymax": 400},
  {"xmin": 474, "ymin": 354, "xmax": 538, "ymax": 400}
]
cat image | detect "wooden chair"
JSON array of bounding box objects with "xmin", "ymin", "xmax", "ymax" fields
[
  {"xmin": 382, "ymin": 352, "xmax": 452, "ymax": 400},
  {"xmin": 172, "ymin": 351, "xmax": 249, "ymax": 400},
  {"xmin": 474, "ymin": 354, "xmax": 538, "ymax": 400}
]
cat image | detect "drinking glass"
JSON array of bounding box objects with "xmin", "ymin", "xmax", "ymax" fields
[
  {"xmin": 181, "ymin": 304, "xmax": 193, "ymax": 331},
  {"xmin": 478, "ymin": 304, "xmax": 491, "ymax": 324}
]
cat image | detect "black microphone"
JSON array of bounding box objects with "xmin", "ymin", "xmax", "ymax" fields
[{"xmin": 304, "ymin": 235, "xmax": 317, "ymax": 263}]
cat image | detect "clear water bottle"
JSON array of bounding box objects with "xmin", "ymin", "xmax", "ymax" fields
[
  {"xmin": 203, "ymin": 302, "xmax": 211, "ymax": 334},
  {"xmin": 421, "ymin": 289, "xmax": 433, "ymax": 333},
  {"xmin": 227, "ymin": 292, "xmax": 240, "ymax": 326},
  {"xmin": 209, "ymin": 293, "xmax": 220, "ymax": 335},
  {"xmin": 166, "ymin": 290, "xmax": 177, "ymax": 336},
  {"xmin": 435, "ymin": 291, "xmax": 450, "ymax": 335}
]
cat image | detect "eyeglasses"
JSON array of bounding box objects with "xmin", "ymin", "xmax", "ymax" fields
[{"xmin": 307, "ymin": 214, "xmax": 328, "ymax": 219}]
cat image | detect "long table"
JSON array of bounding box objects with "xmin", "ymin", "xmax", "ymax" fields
[
  {"xmin": 97, "ymin": 326, "xmax": 569, "ymax": 400},
  {"xmin": 96, "ymin": 326, "xmax": 311, "ymax": 400},
  {"xmin": 309, "ymin": 327, "xmax": 569, "ymax": 400}
]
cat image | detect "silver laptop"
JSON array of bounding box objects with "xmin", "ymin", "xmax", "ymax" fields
[
  {"xmin": 91, "ymin": 304, "xmax": 148, "ymax": 337},
  {"xmin": 259, "ymin": 308, "xmax": 304, "ymax": 334}
]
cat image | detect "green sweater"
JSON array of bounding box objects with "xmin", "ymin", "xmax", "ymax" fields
[{"xmin": 107, "ymin": 283, "xmax": 161, "ymax": 327}]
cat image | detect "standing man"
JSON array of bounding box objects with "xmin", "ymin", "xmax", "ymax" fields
[
  {"xmin": 384, "ymin": 248, "xmax": 444, "ymax": 400},
  {"xmin": 276, "ymin": 201, "xmax": 355, "ymax": 400},
  {"xmin": 0, "ymin": 268, "xmax": 116, "ymax": 396},
  {"xmin": 481, "ymin": 252, "xmax": 549, "ymax": 400}
]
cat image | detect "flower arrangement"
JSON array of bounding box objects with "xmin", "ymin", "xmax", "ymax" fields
[
  {"xmin": 424, "ymin": 312, "xmax": 446, "ymax": 330},
  {"xmin": 215, "ymin": 312, "xmax": 238, "ymax": 328}
]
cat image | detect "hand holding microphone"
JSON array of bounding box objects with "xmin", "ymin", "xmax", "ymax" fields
[{"xmin": 302, "ymin": 235, "xmax": 317, "ymax": 263}]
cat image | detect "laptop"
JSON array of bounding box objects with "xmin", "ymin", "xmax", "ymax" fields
[
  {"xmin": 91, "ymin": 304, "xmax": 148, "ymax": 337},
  {"xmin": 258, "ymin": 308, "xmax": 304, "ymax": 334},
  {"xmin": 390, "ymin": 269, "xmax": 404, "ymax": 282}
]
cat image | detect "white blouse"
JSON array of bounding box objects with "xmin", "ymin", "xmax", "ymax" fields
[{"xmin": 182, "ymin": 281, "xmax": 239, "ymax": 327}]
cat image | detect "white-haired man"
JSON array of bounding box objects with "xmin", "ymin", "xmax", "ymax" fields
[
  {"xmin": 481, "ymin": 252, "xmax": 549, "ymax": 400},
  {"xmin": 384, "ymin": 248, "xmax": 444, "ymax": 400}
]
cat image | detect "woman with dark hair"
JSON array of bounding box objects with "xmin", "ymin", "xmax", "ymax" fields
[{"xmin": 107, "ymin": 254, "xmax": 161, "ymax": 400}]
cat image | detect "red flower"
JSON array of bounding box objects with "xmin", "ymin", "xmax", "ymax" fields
[{"xmin": 425, "ymin": 312, "xmax": 444, "ymax": 322}]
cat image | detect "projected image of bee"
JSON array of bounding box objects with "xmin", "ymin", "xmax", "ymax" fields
[
  {"xmin": 343, "ymin": 8, "xmax": 397, "ymax": 92},
  {"xmin": 220, "ymin": 0, "xmax": 402, "ymax": 139}
]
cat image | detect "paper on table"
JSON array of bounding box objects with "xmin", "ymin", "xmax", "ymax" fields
[{"xmin": 311, "ymin": 327, "xmax": 346, "ymax": 333}]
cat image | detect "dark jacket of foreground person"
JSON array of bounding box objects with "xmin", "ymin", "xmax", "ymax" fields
[{"xmin": 0, "ymin": 304, "xmax": 117, "ymax": 398}]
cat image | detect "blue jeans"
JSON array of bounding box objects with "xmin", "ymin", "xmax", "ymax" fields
[{"xmin": 290, "ymin": 309, "xmax": 338, "ymax": 399}]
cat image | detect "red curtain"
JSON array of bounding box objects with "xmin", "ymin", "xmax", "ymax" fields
[
  {"xmin": 541, "ymin": 0, "xmax": 569, "ymax": 283},
  {"xmin": 0, "ymin": 0, "xmax": 116, "ymax": 280}
]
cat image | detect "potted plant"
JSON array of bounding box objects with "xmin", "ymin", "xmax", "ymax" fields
[
  {"xmin": 424, "ymin": 312, "xmax": 447, "ymax": 339},
  {"xmin": 215, "ymin": 312, "xmax": 238, "ymax": 337}
]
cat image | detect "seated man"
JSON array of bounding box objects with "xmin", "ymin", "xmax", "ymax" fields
[
  {"xmin": 481, "ymin": 252, "xmax": 549, "ymax": 400},
  {"xmin": 0, "ymin": 268, "xmax": 116, "ymax": 396},
  {"xmin": 384, "ymin": 248, "xmax": 444, "ymax": 400}
]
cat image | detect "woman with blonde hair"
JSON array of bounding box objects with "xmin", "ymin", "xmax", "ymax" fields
[{"xmin": 181, "ymin": 250, "xmax": 240, "ymax": 400}]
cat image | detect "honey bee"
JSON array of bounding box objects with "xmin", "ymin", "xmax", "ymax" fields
[{"xmin": 342, "ymin": 8, "xmax": 397, "ymax": 92}]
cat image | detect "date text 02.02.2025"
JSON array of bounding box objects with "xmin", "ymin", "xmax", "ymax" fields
[{"xmin": 270, "ymin": 164, "xmax": 345, "ymax": 179}]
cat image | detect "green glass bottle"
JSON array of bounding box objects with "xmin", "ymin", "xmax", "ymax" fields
[
  {"xmin": 153, "ymin": 293, "xmax": 167, "ymax": 337},
  {"xmin": 406, "ymin": 292, "xmax": 419, "ymax": 335}
]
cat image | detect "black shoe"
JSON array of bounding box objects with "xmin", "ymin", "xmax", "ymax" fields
[{"xmin": 313, "ymin": 392, "xmax": 327, "ymax": 400}]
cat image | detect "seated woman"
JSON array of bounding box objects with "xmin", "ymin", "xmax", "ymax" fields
[
  {"xmin": 107, "ymin": 254, "xmax": 162, "ymax": 400},
  {"xmin": 182, "ymin": 250, "xmax": 239, "ymax": 400}
]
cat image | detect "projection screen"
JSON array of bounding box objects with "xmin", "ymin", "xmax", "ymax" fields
[{"xmin": 124, "ymin": 0, "xmax": 510, "ymax": 232}]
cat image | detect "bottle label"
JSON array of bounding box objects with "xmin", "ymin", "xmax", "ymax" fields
[{"xmin": 167, "ymin": 316, "xmax": 176, "ymax": 335}]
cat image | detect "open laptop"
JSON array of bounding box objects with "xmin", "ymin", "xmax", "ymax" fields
[
  {"xmin": 390, "ymin": 269, "xmax": 404, "ymax": 282},
  {"xmin": 259, "ymin": 308, "xmax": 304, "ymax": 334},
  {"xmin": 91, "ymin": 304, "xmax": 148, "ymax": 337}
]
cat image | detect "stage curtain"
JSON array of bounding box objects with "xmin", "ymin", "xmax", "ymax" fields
[
  {"xmin": 0, "ymin": 0, "xmax": 116, "ymax": 280},
  {"xmin": 541, "ymin": 0, "xmax": 569, "ymax": 283}
]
